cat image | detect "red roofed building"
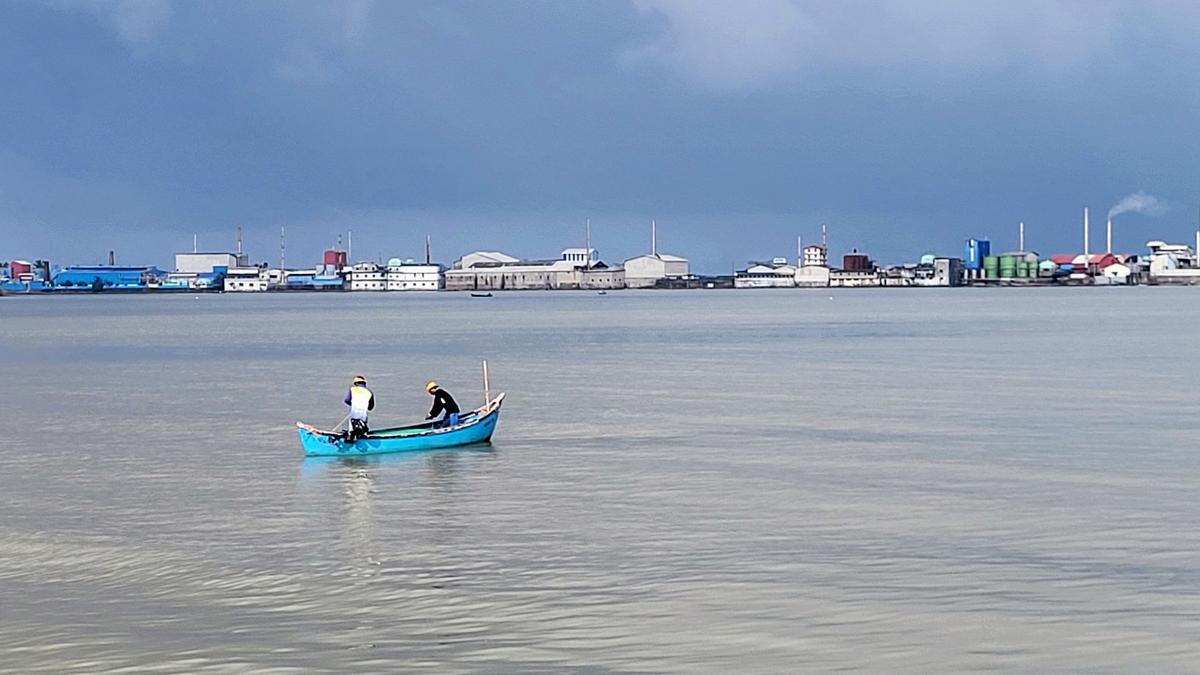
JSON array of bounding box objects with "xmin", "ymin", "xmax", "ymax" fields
[{"xmin": 1050, "ymin": 253, "xmax": 1118, "ymax": 272}]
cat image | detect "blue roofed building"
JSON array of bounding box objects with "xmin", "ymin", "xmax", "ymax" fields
[{"xmin": 53, "ymin": 265, "xmax": 166, "ymax": 290}]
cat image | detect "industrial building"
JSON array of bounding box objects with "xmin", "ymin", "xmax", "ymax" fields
[
  {"xmin": 841, "ymin": 251, "xmax": 873, "ymax": 272},
  {"xmin": 52, "ymin": 265, "xmax": 165, "ymax": 289},
  {"xmin": 446, "ymin": 248, "xmax": 624, "ymax": 291},
  {"xmin": 829, "ymin": 269, "xmax": 880, "ymax": 287},
  {"xmin": 964, "ymin": 238, "xmax": 991, "ymax": 281},
  {"xmin": 175, "ymin": 252, "xmax": 247, "ymax": 275},
  {"xmin": 794, "ymin": 265, "xmax": 831, "ymax": 287},
  {"xmin": 734, "ymin": 260, "xmax": 797, "ymax": 288},
  {"xmin": 1146, "ymin": 236, "xmax": 1200, "ymax": 284},
  {"xmin": 1, "ymin": 259, "xmax": 52, "ymax": 292},
  {"xmin": 622, "ymin": 220, "xmax": 691, "ymax": 288},
  {"xmin": 623, "ymin": 254, "xmax": 689, "ymax": 288},
  {"xmin": 223, "ymin": 267, "xmax": 271, "ymax": 292},
  {"xmin": 878, "ymin": 257, "xmax": 964, "ymax": 286},
  {"xmin": 341, "ymin": 260, "xmax": 445, "ymax": 291},
  {"xmin": 344, "ymin": 262, "xmax": 387, "ymax": 291},
  {"xmin": 386, "ymin": 260, "xmax": 444, "ymax": 291},
  {"xmin": 795, "ymin": 235, "xmax": 831, "ymax": 287},
  {"xmin": 283, "ymin": 272, "xmax": 344, "ymax": 291},
  {"xmin": 802, "ymin": 244, "xmax": 828, "ymax": 267},
  {"xmin": 828, "ymin": 249, "xmax": 879, "ymax": 287}
]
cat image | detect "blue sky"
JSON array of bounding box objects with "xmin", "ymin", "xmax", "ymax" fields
[{"xmin": 2, "ymin": 0, "xmax": 1198, "ymax": 272}]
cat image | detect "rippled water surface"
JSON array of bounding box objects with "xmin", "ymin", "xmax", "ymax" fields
[{"xmin": 2, "ymin": 289, "xmax": 1198, "ymax": 673}]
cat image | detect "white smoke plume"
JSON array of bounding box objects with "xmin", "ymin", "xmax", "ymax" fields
[{"xmin": 1108, "ymin": 191, "xmax": 1167, "ymax": 220}]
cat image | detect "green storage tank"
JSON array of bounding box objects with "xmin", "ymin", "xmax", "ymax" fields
[
  {"xmin": 983, "ymin": 256, "xmax": 1000, "ymax": 279},
  {"xmin": 998, "ymin": 255, "xmax": 1018, "ymax": 279}
]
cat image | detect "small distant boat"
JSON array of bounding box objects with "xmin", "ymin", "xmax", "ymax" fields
[
  {"xmin": 298, "ymin": 394, "xmax": 505, "ymax": 457},
  {"xmin": 596, "ymin": 290, "xmax": 607, "ymax": 295},
  {"xmin": 471, "ymin": 292, "xmax": 493, "ymax": 298}
]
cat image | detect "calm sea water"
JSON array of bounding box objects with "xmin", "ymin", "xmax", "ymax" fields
[{"xmin": 1, "ymin": 288, "xmax": 1198, "ymax": 673}]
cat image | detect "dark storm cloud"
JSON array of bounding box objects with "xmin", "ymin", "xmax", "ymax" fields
[{"xmin": 2, "ymin": 1, "xmax": 1199, "ymax": 271}]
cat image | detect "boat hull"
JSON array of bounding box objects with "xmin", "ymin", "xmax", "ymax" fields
[{"xmin": 298, "ymin": 395, "xmax": 504, "ymax": 457}]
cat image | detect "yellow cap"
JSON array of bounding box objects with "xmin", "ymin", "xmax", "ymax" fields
[{"xmin": 426, "ymin": 381, "xmax": 438, "ymax": 392}]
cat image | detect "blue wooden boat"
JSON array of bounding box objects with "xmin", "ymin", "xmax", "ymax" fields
[{"xmin": 297, "ymin": 393, "xmax": 505, "ymax": 457}]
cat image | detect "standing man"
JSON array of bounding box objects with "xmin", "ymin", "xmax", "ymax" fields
[
  {"xmin": 343, "ymin": 375, "xmax": 375, "ymax": 442},
  {"xmin": 425, "ymin": 381, "xmax": 460, "ymax": 428}
]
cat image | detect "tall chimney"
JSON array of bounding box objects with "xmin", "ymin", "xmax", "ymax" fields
[
  {"xmin": 651, "ymin": 219, "xmax": 657, "ymax": 257},
  {"xmin": 1019, "ymin": 221, "xmax": 1025, "ymax": 252},
  {"xmin": 425, "ymin": 235, "xmax": 431, "ymax": 265},
  {"xmin": 821, "ymin": 222, "xmax": 827, "ymax": 250},
  {"xmin": 797, "ymin": 235, "xmax": 802, "ymax": 267},
  {"xmin": 1083, "ymin": 207, "xmax": 1089, "ymax": 256},
  {"xmin": 108, "ymin": 250, "xmax": 115, "ymax": 266},
  {"xmin": 348, "ymin": 230, "xmax": 352, "ymax": 262},
  {"xmin": 280, "ymin": 226, "xmax": 286, "ymax": 270},
  {"xmin": 236, "ymin": 226, "xmax": 243, "ymax": 255},
  {"xmin": 1106, "ymin": 218, "xmax": 1113, "ymax": 254},
  {"xmin": 193, "ymin": 233, "xmax": 198, "ymax": 253},
  {"xmin": 585, "ymin": 218, "xmax": 592, "ymax": 269}
]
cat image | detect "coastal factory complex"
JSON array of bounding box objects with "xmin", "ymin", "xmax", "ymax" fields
[{"xmin": 4, "ymin": 213, "xmax": 1200, "ymax": 294}]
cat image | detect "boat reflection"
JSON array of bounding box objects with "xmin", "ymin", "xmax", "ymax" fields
[{"xmin": 298, "ymin": 447, "xmax": 498, "ymax": 573}]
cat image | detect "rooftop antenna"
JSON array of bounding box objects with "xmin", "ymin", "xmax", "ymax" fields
[
  {"xmin": 425, "ymin": 235, "xmax": 431, "ymax": 265},
  {"xmin": 1083, "ymin": 207, "xmax": 1090, "ymax": 256},
  {"xmin": 651, "ymin": 219, "xmax": 657, "ymax": 257},
  {"xmin": 1019, "ymin": 221, "xmax": 1025, "ymax": 252}
]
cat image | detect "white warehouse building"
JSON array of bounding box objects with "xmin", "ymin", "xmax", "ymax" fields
[
  {"xmin": 344, "ymin": 262, "xmax": 387, "ymax": 291},
  {"xmin": 223, "ymin": 267, "xmax": 270, "ymax": 292},
  {"xmin": 386, "ymin": 259, "xmax": 444, "ymax": 291},
  {"xmin": 175, "ymin": 252, "xmax": 247, "ymax": 274},
  {"xmin": 622, "ymin": 220, "xmax": 690, "ymax": 288},
  {"xmin": 623, "ymin": 253, "xmax": 689, "ymax": 288}
]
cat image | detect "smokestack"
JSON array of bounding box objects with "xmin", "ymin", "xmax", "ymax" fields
[
  {"xmin": 821, "ymin": 223, "xmax": 828, "ymax": 250},
  {"xmin": 108, "ymin": 250, "xmax": 115, "ymax": 266},
  {"xmin": 651, "ymin": 219, "xmax": 657, "ymax": 257},
  {"xmin": 797, "ymin": 235, "xmax": 802, "ymax": 267},
  {"xmin": 585, "ymin": 217, "xmax": 592, "ymax": 269},
  {"xmin": 193, "ymin": 233, "xmax": 198, "ymax": 253},
  {"xmin": 1106, "ymin": 218, "xmax": 1113, "ymax": 254},
  {"xmin": 280, "ymin": 226, "xmax": 285, "ymax": 270},
  {"xmin": 236, "ymin": 226, "xmax": 243, "ymax": 255},
  {"xmin": 425, "ymin": 235, "xmax": 431, "ymax": 265},
  {"xmin": 348, "ymin": 230, "xmax": 352, "ymax": 262},
  {"xmin": 1083, "ymin": 207, "xmax": 1089, "ymax": 256},
  {"xmin": 1019, "ymin": 222, "xmax": 1025, "ymax": 252}
]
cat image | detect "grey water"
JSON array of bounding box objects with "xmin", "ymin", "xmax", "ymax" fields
[{"xmin": 1, "ymin": 288, "xmax": 1198, "ymax": 673}]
